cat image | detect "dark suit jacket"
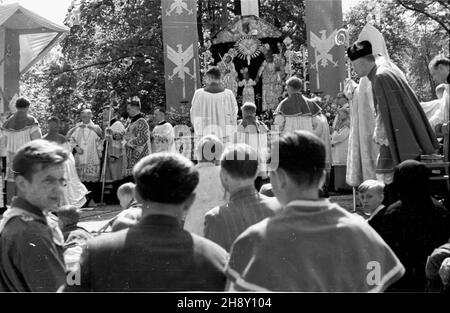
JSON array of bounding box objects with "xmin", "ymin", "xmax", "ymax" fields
[
  {"xmin": 65, "ymin": 214, "xmax": 228, "ymax": 292},
  {"xmin": 204, "ymin": 186, "xmax": 281, "ymax": 252}
]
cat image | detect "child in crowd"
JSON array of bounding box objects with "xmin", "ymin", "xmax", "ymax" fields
[
  {"xmin": 97, "ymin": 183, "xmax": 142, "ymax": 233},
  {"xmin": 111, "ymin": 182, "xmax": 142, "ymax": 232},
  {"xmin": 238, "ymin": 68, "xmax": 256, "ymax": 104},
  {"xmin": 355, "ymin": 179, "xmax": 385, "ymax": 221}
]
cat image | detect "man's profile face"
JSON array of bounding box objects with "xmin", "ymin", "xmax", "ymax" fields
[
  {"xmin": 17, "ymin": 164, "xmax": 67, "ymax": 212},
  {"xmin": 430, "ymin": 65, "xmax": 449, "ymax": 85},
  {"xmin": 351, "ymin": 59, "xmax": 364, "ymax": 77}
]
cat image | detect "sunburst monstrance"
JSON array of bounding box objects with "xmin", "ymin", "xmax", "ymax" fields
[{"xmin": 234, "ymin": 35, "xmax": 263, "ymax": 65}]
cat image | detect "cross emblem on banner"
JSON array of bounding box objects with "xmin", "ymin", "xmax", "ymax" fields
[
  {"xmin": 310, "ymin": 29, "xmax": 339, "ymax": 89},
  {"xmin": 166, "ymin": 0, "xmax": 193, "ymax": 16},
  {"xmin": 167, "ymin": 44, "xmax": 197, "ymax": 98}
]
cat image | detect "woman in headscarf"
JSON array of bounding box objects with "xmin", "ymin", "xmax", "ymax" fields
[{"xmin": 369, "ymin": 160, "xmax": 450, "ymax": 292}]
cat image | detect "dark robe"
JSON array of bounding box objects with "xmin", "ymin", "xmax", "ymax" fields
[
  {"xmin": 369, "ymin": 161, "xmax": 450, "ymax": 292},
  {"xmin": 368, "ymin": 64, "xmax": 439, "ymax": 172}
]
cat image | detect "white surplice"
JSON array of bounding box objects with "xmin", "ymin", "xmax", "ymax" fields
[{"xmin": 190, "ymin": 88, "xmax": 238, "ymax": 144}]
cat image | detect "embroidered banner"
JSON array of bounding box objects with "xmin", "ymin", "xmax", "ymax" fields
[
  {"xmin": 161, "ymin": 0, "xmax": 200, "ymax": 113},
  {"xmin": 305, "ymin": 0, "xmax": 346, "ymax": 97}
]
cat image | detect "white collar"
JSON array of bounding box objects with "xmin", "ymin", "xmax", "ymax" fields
[{"xmin": 286, "ymin": 199, "xmax": 330, "ymax": 208}]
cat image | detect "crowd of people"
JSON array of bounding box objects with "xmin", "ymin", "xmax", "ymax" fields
[{"xmin": 0, "ymin": 39, "xmax": 449, "ymax": 292}]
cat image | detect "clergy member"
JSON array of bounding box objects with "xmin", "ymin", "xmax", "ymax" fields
[
  {"xmin": 347, "ymin": 41, "xmax": 439, "ymax": 185},
  {"xmin": 151, "ymin": 107, "xmax": 176, "ymax": 153},
  {"xmin": 124, "ymin": 97, "xmax": 151, "ymax": 180},
  {"xmin": 0, "ymin": 97, "xmax": 42, "ymax": 204},
  {"xmin": 190, "ymin": 67, "xmax": 238, "ymax": 146},
  {"xmin": 67, "ymin": 109, "xmax": 103, "ymax": 206},
  {"xmin": 104, "ymin": 106, "xmax": 126, "ymax": 200},
  {"xmin": 273, "ymin": 77, "xmax": 321, "ymax": 134}
]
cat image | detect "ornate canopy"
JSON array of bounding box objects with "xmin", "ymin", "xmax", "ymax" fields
[{"xmin": 212, "ymin": 15, "xmax": 282, "ymax": 45}]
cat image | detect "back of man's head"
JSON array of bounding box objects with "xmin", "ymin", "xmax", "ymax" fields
[
  {"xmin": 15, "ymin": 97, "xmax": 31, "ymax": 110},
  {"xmin": 57, "ymin": 205, "xmax": 81, "ymax": 228},
  {"xmin": 286, "ymin": 77, "xmax": 302, "ymax": 91},
  {"xmin": 206, "ymin": 67, "xmax": 221, "ymax": 81},
  {"xmin": 241, "ymin": 102, "xmax": 257, "ymax": 117},
  {"xmin": 221, "ymin": 144, "xmax": 259, "ymax": 181},
  {"xmin": 273, "ymin": 131, "xmax": 325, "ymax": 187},
  {"xmin": 133, "ymin": 153, "xmax": 199, "ymax": 205}
]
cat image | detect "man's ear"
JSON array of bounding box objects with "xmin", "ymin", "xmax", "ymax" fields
[
  {"xmin": 379, "ymin": 192, "xmax": 385, "ymax": 203},
  {"xmin": 219, "ymin": 169, "xmax": 229, "ymax": 188},
  {"xmin": 15, "ymin": 176, "xmax": 28, "ymax": 194},
  {"xmin": 318, "ymin": 170, "xmax": 327, "ymax": 190},
  {"xmin": 182, "ymin": 193, "xmax": 196, "ymax": 212},
  {"xmin": 276, "ymin": 168, "xmax": 288, "ymax": 189}
]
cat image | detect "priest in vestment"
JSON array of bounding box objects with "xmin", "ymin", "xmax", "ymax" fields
[
  {"xmin": 124, "ymin": 98, "xmax": 151, "ymax": 179},
  {"xmin": 151, "ymin": 107, "xmax": 176, "ymax": 153},
  {"xmin": 190, "ymin": 67, "xmax": 238, "ymax": 147},
  {"xmin": 234, "ymin": 102, "xmax": 269, "ymax": 179},
  {"xmin": 0, "ymin": 97, "xmax": 42, "ymax": 204},
  {"xmin": 104, "ymin": 107, "xmax": 126, "ymax": 184},
  {"xmin": 68, "ymin": 109, "xmax": 104, "ymax": 205},
  {"xmin": 345, "ymin": 23, "xmax": 388, "ymax": 187},
  {"xmin": 274, "ymin": 77, "xmax": 321, "ymax": 135},
  {"xmin": 348, "ymin": 41, "xmax": 439, "ymax": 185}
]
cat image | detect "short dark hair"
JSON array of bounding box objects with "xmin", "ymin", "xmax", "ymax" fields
[
  {"xmin": 221, "ymin": 144, "xmax": 259, "ymax": 180},
  {"xmin": 206, "ymin": 67, "xmax": 221, "ymax": 80},
  {"xmin": 127, "ymin": 97, "xmax": 141, "ymax": 109},
  {"xmin": 155, "ymin": 106, "xmax": 166, "ymax": 114},
  {"xmin": 133, "ymin": 153, "xmax": 199, "ymax": 204},
  {"xmin": 57, "ymin": 205, "xmax": 80, "ymax": 227},
  {"xmin": 241, "ymin": 102, "xmax": 257, "ymax": 116},
  {"xmin": 47, "ymin": 116, "xmax": 61, "ymax": 124},
  {"xmin": 15, "ymin": 97, "xmax": 31, "ymax": 109},
  {"xmin": 429, "ymin": 55, "xmax": 450, "ymax": 69},
  {"xmin": 13, "ymin": 140, "xmax": 69, "ymax": 182},
  {"xmin": 286, "ymin": 77, "xmax": 302, "ymax": 91},
  {"xmin": 272, "ymin": 131, "xmax": 325, "ymax": 186}
]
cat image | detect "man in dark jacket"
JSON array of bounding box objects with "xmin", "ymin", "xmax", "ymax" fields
[
  {"xmin": 64, "ymin": 153, "xmax": 228, "ymax": 292},
  {"xmin": 0, "ymin": 140, "xmax": 68, "ymax": 292}
]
